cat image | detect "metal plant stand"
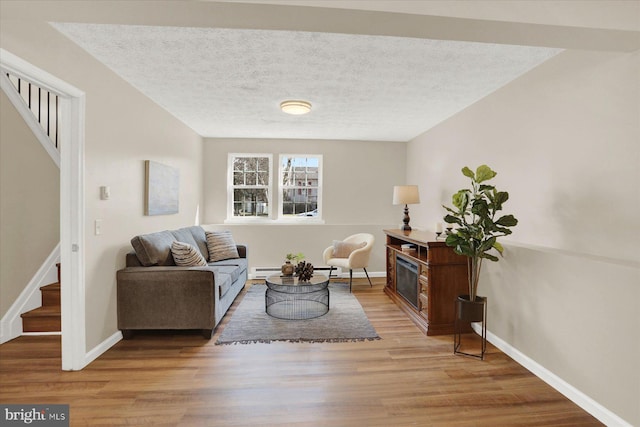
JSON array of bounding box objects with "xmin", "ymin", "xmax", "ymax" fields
[{"xmin": 454, "ymin": 295, "xmax": 487, "ymax": 360}]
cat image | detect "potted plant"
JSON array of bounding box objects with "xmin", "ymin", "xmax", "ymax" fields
[
  {"xmin": 282, "ymin": 252, "xmax": 305, "ymax": 276},
  {"xmin": 442, "ymin": 165, "xmax": 518, "ymax": 320}
]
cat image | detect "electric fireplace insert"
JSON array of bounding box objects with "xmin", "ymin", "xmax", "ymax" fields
[{"xmin": 395, "ymin": 255, "xmax": 418, "ymax": 309}]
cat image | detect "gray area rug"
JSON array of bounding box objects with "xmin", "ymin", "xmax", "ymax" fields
[{"xmin": 215, "ymin": 283, "xmax": 380, "ymax": 344}]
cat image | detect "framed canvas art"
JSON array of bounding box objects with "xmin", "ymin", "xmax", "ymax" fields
[{"xmin": 144, "ymin": 160, "xmax": 179, "ymax": 215}]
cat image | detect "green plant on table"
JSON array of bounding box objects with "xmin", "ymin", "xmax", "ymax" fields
[
  {"xmin": 285, "ymin": 252, "xmax": 305, "ymax": 264},
  {"xmin": 443, "ymin": 165, "xmax": 518, "ymax": 301}
]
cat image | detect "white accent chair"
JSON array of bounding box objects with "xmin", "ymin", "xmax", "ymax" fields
[{"xmin": 323, "ymin": 233, "xmax": 375, "ymax": 292}]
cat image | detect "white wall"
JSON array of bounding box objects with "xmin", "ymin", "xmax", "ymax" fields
[
  {"xmin": 0, "ymin": 11, "xmax": 204, "ymax": 351},
  {"xmin": 407, "ymin": 49, "xmax": 640, "ymax": 425},
  {"xmin": 202, "ymin": 138, "xmax": 406, "ymax": 272}
]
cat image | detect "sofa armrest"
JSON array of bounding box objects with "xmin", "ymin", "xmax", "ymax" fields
[
  {"xmin": 116, "ymin": 267, "xmax": 219, "ymax": 331},
  {"xmin": 236, "ymin": 245, "xmax": 247, "ymax": 259},
  {"xmin": 126, "ymin": 251, "xmax": 142, "ymax": 267}
]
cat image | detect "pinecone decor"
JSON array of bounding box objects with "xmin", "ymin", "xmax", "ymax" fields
[{"xmin": 295, "ymin": 261, "xmax": 314, "ymax": 282}]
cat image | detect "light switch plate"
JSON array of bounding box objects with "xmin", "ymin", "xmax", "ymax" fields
[{"xmin": 100, "ymin": 186, "xmax": 110, "ymax": 200}]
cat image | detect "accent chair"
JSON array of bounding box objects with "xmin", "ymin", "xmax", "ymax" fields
[{"xmin": 323, "ymin": 233, "xmax": 375, "ymax": 292}]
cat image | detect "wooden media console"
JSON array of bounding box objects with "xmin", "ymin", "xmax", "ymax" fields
[{"xmin": 384, "ymin": 229, "xmax": 470, "ymax": 336}]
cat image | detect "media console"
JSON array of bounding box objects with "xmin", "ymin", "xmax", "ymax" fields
[{"xmin": 384, "ymin": 229, "xmax": 470, "ymax": 336}]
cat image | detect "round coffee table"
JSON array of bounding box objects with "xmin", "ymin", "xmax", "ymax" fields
[{"xmin": 265, "ymin": 274, "xmax": 330, "ymax": 320}]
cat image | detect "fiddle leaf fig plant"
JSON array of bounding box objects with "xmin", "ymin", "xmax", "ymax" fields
[{"xmin": 443, "ymin": 165, "xmax": 518, "ymax": 301}]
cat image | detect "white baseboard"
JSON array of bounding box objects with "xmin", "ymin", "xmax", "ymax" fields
[
  {"xmin": 0, "ymin": 244, "xmax": 60, "ymax": 344},
  {"xmin": 472, "ymin": 324, "xmax": 632, "ymax": 427},
  {"xmin": 83, "ymin": 330, "xmax": 122, "ymax": 368}
]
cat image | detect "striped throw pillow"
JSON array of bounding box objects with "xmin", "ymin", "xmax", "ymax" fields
[
  {"xmin": 171, "ymin": 241, "xmax": 207, "ymax": 267},
  {"xmin": 206, "ymin": 231, "xmax": 239, "ymax": 262}
]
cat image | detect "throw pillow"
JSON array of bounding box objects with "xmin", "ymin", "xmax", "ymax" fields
[
  {"xmin": 206, "ymin": 230, "xmax": 240, "ymax": 262},
  {"xmin": 171, "ymin": 241, "xmax": 207, "ymax": 267},
  {"xmin": 332, "ymin": 240, "xmax": 366, "ymax": 258}
]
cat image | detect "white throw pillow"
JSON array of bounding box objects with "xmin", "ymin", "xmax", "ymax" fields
[
  {"xmin": 171, "ymin": 241, "xmax": 207, "ymax": 267},
  {"xmin": 332, "ymin": 240, "xmax": 366, "ymax": 258},
  {"xmin": 206, "ymin": 231, "xmax": 240, "ymax": 262}
]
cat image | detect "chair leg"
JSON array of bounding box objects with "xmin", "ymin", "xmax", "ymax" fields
[
  {"xmin": 364, "ymin": 268, "xmax": 372, "ymax": 287},
  {"xmin": 328, "ymin": 266, "xmax": 334, "ymax": 280},
  {"xmin": 349, "ymin": 269, "xmax": 353, "ymax": 293}
]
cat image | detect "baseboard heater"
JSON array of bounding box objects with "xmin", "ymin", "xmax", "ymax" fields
[{"xmin": 251, "ymin": 266, "xmax": 341, "ymax": 279}]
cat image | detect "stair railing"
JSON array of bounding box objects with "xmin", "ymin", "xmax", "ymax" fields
[{"xmin": 5, "ymin": 72, "xmax": 60, "ymax": 151}]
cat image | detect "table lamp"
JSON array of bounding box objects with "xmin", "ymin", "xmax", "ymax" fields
[{"xmin": 393, "ymin": 185, "xmax": 420, "ymax": 231}]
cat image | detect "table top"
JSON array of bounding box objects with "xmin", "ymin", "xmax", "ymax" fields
[{"xmin": 265, "ymin": 274, "xmax": 329, "ymax": 292}]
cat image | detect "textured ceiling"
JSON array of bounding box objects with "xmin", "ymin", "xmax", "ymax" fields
[{"xmin": 51, "ymin": 23, "xmax": 561, "ymax": 141}]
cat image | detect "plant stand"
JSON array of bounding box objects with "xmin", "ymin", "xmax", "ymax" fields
[{"xmin": 454, "ymin": 295, "xmax": 487, "ymax": 360}]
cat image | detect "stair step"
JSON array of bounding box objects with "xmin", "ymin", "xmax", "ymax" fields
[
  {"xmin": 21, "ymin": 307, "xmax": 61, "ymax": 332},
  {"xmin": 40, "ymin": 283, "xmax": 61, "ymax": 307}
]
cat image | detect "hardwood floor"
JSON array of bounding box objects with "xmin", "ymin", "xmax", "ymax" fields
[{"xmin": 0, "ymin": 279, "xmax": 601, "ymax": 426}]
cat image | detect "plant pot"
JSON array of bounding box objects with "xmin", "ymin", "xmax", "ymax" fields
[
  {"xmin": 456, "ymin": 295, "xmax": 486, "ymax": 322},
  {"xmin": 281, "ymin": 261, "xmax": 294, "ymax": 276}
]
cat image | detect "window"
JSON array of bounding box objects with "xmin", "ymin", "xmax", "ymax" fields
[
  {"xmin": 279, "ymin": 155, "xmax": 322, "ymax": 219},
  {"xmin": 228, "ymin": 154, "xmax": 272, "ymax": 219}
]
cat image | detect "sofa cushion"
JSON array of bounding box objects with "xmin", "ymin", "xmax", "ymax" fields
[
  {"xmin": 213, "ymin": 265, "xmax": 242, "ymax": 283},
  {"xmin": 206, "ymin": 231, "xmax": 240, "ymax": 262},
  {"xmin": 131, "ymin": 230, "xmax": 177, "ymax": 266},
  {"xmin": 208, "ymin": 258, "xmax": 248, "ymax": 274},
  {"xmin": 171, "ymin": 241, "xmax": 208, "ymax": 267},
  {"xmin": 216, "ymin": 272, "xmax": 233, "ymax": 299}
]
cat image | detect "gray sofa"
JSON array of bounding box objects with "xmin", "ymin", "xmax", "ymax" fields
[{"xmin": 116, "ymin": 226, "xmax": 247, "ymax": 339}]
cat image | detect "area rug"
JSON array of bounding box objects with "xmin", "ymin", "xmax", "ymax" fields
[{"xmin": 215, "ymin": 283, "xmax": 380, "ymax": 345}]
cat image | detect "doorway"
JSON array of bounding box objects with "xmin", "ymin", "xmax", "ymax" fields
[{"xmin": 0, "ymin": 49, "xmax": 86, "ymax": 370}]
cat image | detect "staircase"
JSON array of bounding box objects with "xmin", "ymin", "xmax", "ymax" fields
[{"xmin": 21, "ymin": 263, "xmax": 61, "ymax": 333}]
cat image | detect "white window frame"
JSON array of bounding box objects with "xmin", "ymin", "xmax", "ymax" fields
[
  {"xmin": 226, "ymin": 153, "xmax": 273, "ymax": 222},
  {"xmin": 278, "ymin": 154, "xmax": 323, "ymax": 223}
]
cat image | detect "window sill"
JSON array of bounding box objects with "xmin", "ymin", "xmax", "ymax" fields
[{"xmin": 224, "ymin": 217, "xmax": 325, "ymax": 225}]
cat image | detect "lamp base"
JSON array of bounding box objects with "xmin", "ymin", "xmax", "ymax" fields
[{"xmin": 401, "ymin": 204, "xmax": 411, "ymax": 231}]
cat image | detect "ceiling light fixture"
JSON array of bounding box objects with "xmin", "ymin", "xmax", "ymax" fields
[{"xmin": 280, "ymin": 100, "xmax": 312, "ymax": 115}]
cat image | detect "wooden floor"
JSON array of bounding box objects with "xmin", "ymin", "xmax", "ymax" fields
[{"xmin": 0, "ymin": 279, "xmax": 601, "ymax": 426}]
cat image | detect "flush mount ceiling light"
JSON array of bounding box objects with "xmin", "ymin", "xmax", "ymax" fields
[{"xmin": 280, "ymin": 100, "xmax": 312, "ymax": 115}]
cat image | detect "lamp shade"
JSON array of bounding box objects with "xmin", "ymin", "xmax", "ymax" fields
[{"xmin": 393, "ymin": 185, "xmax": 420, "ymax": 205}]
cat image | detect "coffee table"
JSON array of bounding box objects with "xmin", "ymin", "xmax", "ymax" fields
[{"xmin": 265, "ymin": 274, "xmax": 330, "ymax": 320}]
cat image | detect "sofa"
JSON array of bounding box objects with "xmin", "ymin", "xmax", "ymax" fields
[{"xmin": 116, "ymin": 226, "xmax": 247, "ymax": 339}]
